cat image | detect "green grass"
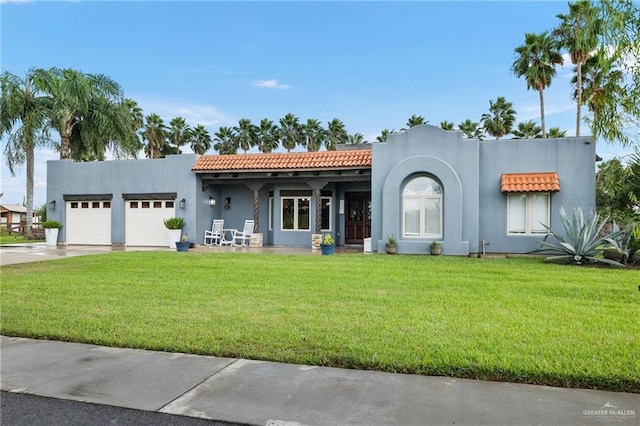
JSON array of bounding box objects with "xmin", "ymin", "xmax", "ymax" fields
[
  {"xmin": 0, "ymin": 235, "xmax": 41, "ymax": 244},
  {"xmin": 1, "ymin": 252, "xmax": 638, "ymax": 392}
]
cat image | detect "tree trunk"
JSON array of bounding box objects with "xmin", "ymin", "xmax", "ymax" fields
[
  {"xmin": 576, "ymin": 62, "xmax": 582, "ymax": 137},
  {"xmin": 60, "ymin": 135, "xmax": 70, "ymax": 159},
  {"xmin": 25, "ymin": 143, "xmax": 34, "ymax": 238},
  {"xmin": 539, "ymin": 88, "xmax": 546, "ymax": 138}
]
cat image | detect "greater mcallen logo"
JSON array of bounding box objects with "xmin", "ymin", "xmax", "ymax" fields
[{"xmin": 583, "ymin": 402, "xmax": 636, "ymax": 422}]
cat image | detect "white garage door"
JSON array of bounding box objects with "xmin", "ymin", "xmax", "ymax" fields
[
  {"xmin": 125, "ymin": 200, "xmax": 176, "ymax": 246},
  {"xmin": 66, "ymin": 200, "xmax": 112, "ymax": 245}
]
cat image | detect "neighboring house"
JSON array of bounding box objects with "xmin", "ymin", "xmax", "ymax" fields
[
  {"xmin": 0, "ymin": 204, "xmax": 41, "ymax": 233},
  {"xmin": 46, "ymin": 125, "xmax": 596, "ymax": 254}
]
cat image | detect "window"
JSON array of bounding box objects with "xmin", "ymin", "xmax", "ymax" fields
[
  {"xmin": 141, "ymin": 202, "xmax": 150, "ymax": 208},
  {"xmin": 130, "ymin": 202, "xmax": 138, "ymax": 208},
  {"xmin": 165, "ymin": 201, "xmax": 174, "ymax": 208},
  {"xmin": 269, "ymin": 194, "xmax": 273, "ymax": 231},
  {"xmin": 281, "ymin": 196, "xmax": 310, "ymax": 231},
  {"xmin": 81, "ymin": 202, "xmax": 89, "ymax": 209},
  {"xmin": 103, "ymin": 201, "xmax": 111, "ymax": 208},
  {"xmin": 92, "ymin": 202, "xmax": 100, "ymax": 208},
  {"xmin": 402, "ymin": 176, "xmax": 442, "ymax": 238},
  {"xmin": 321, "ymin": 197, "xmax": 332, "ymax": 231},
  {"xmin": 153, "ymin": 201, "xmax": 162, "ymax": 208},
  {"xmin": 507, "ymin": 193, "xmax": 549, "ymax": 235},
  {"xmin": 71, "ymin": 202, "xmax": 78, "ymax": 209}
]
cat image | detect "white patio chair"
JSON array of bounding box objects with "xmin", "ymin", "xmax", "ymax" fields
[
  {"xmin": 204, "ymin": 219, "xmax": 224, "ymax": 246},
  {"xmin": 232, "ymin": 220, "xmax": 254, "ymax": 246}
]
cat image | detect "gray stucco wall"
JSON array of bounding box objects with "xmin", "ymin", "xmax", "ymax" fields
[
  {"xmin": 372, "ymin": 126, "xmax": 595, "ymax": 255},
  {"xmin": 47, "ymin": 154, "xmax": 200, "ymax": 244},
  {"xmin": 372, "ymin": 126, "xmax": 478, "ymax": 255},
  {"xmin": 479, "ymin": 137, "xmax": 596, "ymax": 254}
]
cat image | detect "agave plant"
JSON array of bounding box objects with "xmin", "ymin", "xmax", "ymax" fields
[
  {"xmin": 604, "ymin": 222, "xmax": 638, "ymax": 265},
  {"xmin": 536, "ymin": 207, "xmax": 624, "ymax": 267}
]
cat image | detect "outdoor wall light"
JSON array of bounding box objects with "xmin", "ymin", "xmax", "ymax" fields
[
  {"xmin": 224, "ymin": 197, "xmax": 231, "ymax": 209},
  {"xmin": 179, "ymin": 198, "xmax": 186, "ymax": 209},
  {"xmin": 209, "ymin": 196, "xmax": 216, "ymax": 207},
  {"xmin": 49, "ymin": 200, "xmax": 56, "ymax": 211}
]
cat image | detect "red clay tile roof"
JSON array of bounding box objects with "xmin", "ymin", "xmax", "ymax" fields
[
  {"xmin": 192, "ymin": 150, "xmax": 372, "ymax": 172},
  {"xmin": 501, "ymin": 172, "xmax": 560, "ymax": 193}
]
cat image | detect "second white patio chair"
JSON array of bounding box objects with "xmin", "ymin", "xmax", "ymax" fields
[
  {"xmin": 204, "ymin": 219, "xmax": 224, "ymax": 246},
  {"xmin": 232, "ymin": 220, "xmax": 254, "ymax": 246}
]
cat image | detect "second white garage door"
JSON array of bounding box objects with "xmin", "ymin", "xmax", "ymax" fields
[{"xmin": 125, "ymin": 200, "xmax": 176, "ymax": 246}]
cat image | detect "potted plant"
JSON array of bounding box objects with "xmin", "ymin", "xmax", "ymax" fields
[
  {"xmin": 320, "ymin": 233, "xmax": 335, "ymax": 255},
  {"xmin": 430, "ymin": 241, "xmax": 442, "ymax": 255},
  {"xmin": 175, "ymin": 234, "xmax": 190, "ymax": 252},
  {"xmin": 385, "ymin": 234, "xmax": 397, "ymax": 254},
  {"xmin": 163, "ymin": 217, "xmax": 184, "ymax": 249},
  {"xmin": 42, "ymin": 220, "xmax": 63, "ymax": 247}
]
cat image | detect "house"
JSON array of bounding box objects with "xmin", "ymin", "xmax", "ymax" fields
[
  {"xmin": 46, "ymin": 125, "xmax": 595, "ymax": 254},
  {"xmin": 0, "ymin": 204, "xmax": 41, "ymax": 234}
]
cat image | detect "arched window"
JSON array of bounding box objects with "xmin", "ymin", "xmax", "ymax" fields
[{"xmin": 402, "ymin": 176, "xmax": 442, "ymax": 238}]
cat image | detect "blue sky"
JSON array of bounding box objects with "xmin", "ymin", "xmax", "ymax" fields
[{"xmin": 0, "ymin": 0, "xmax": 635, "ymax": 207}]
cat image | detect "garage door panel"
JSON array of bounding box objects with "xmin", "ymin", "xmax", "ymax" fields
[
  {"xmin": 125, "ymin": 200, "xmax": 175, "ymax": 246},
  {"xmin": 66, "ymin": 201, "xmax": 112, "ymax": 245}
]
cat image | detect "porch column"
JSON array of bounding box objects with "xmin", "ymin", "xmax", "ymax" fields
[
  {"xmin": 308, "ymin": 180, "xmax": 328, "ymax": 235},
  {"xmin": 246, "ymin": 182, "xmax": 265, "ymax": 233}
]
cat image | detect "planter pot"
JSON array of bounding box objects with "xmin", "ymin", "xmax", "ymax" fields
[
  {"xmin": 175, "ymin": 241, "xmax": 190, "ymax": 252},
  {"xmin": 633, "ymin": 249, "xmax": 640, "ymax": 264},
  {"xmin": 430, "ymin": 245, "xmax": 442, "ymax": 255},
  {"xmin": 45, "ymin": 228, "xmax": 59, "ymax": 247},
  {"xmin": 167, "ymin": 229, "xmax": 182, "ymax": 248},
  {"xmin": 320, "ymin": 244, "xmax": 335, "ymax": 255},
  {"xmin": 385, "ymin": 243, "xmax": 397, "ymax": 254}
]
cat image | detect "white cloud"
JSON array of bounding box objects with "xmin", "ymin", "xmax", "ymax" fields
[
  {"xmin": 134, "ymin": 96, "xmax": 236, "ymax": 128},
  {"xmin": 252, "ymin": 79, "xmax": 293, "ymax": 90}
]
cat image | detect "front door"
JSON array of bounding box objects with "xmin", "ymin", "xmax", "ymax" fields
[{"xmin": 345, "ymin": 192, "xmax": 371, "ymax": 244}]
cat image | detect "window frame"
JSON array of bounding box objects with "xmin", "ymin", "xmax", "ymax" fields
[
  {"xmin": 507, "ymin": 192, "xmax": 550, "ymax": 236},
  {"xmin": 321, "ymin": 196, "xmax": 332, "ymax": 232},
  {"xmin": 402, "ymin": 176, "xmax": 443, "ymax": 239},
  {"xmin": 281, "ymin": 196, "xmax": 311, "ymax": 232}
]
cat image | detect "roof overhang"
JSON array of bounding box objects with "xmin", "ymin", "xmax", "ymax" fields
[{"xmin": 500, "ymin": 172, "xmax": 560, "ymax": 193}]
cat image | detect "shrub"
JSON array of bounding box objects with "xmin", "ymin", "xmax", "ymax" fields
[
  {"xmin": 163, "ymin": 217, "xmax": 184, "ymax": 230},
  {"xmin": 42, "ymin": 220, "xmax": 63, "ymax": 229}
]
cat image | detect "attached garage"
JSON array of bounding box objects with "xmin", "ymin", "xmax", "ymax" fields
[
  {"xmin": 124, "ymin": 193, "xmax": 177, "ymax": 246},
  {"xmin": 64, "ymin": 194, "xmax": 112, "ymax": 245}
]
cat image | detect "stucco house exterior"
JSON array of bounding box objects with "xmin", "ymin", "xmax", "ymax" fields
[{"xmin": 46, "ymin": 125, "xmax": 596, "ymax": 255}]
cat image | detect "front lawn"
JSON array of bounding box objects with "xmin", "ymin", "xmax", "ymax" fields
[
  {"xmin": 1, "ymin": 252, "xmax": 638, "ymax": 392},
  {"xmin": 0, "ymin": 234, "xmax": 42, "ymax": 245}
]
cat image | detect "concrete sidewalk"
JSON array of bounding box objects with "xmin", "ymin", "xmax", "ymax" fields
[{"xmin": 1, "ymin": 336, "xmax": 637, "ymax": 426}]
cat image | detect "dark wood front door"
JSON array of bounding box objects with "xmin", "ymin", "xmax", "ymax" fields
[{"xmin": 345, "ymin": 192, "xmax": 371, "ymax": 244}]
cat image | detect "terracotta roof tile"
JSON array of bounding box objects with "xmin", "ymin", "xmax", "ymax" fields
[
  {"xmin": 501, "ymin": 172, "xmax": 560, "ymax": 193},
  {"xmin": 192, "ymin": 150, "xmax": 372, "ymax": 172}
]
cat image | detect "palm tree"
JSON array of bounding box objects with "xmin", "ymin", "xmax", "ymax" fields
[
  {"xmin": 301, "ymin": 118, "xmax": 325, "ymax": 152},
  {"xmin": 168, "ymin": 117, "xmax": 190, "ymax": 154},
  {"xmin": 32, "ymin": 67, "xmax": 136, "ymax": 161},
  {"xmin": 188, "ymin": 124, "xmax": 212, "ymax": 154},
  {"xmin": 279, "ymin": 113, "xmax": 301, "ymax": 153},
  {"xmin": 376, "ymin": 129, "xmax": 394, "ymax": 142},
  {"xmin": 512, "ymin": 120, "xmax": 542, "ymax": 139},
  {"xmin": 553, "ymin": 0, "xmax": 602, "ymax": 136},
  {"xmin": 326, "ymin": 118, "xmax": 348, "ymax": 151},
  {"xmin": 213, "ymin": 126, "xmax": 237, "ymax": 155},
  {"xmin": 141, "ymin": 113, "xmax": 168, "ymax": 159},
  {"xmin": 406, "ymin": 114, "xmax": 427, "ymax": 128},
  {"xmin": 0, "ymin": 69, "xmax": 50, "ymax": 237},
  {"xmin": 481, "ymin": 97, "xmax": 517, "ymax": 140},
  {"xmin": 547, "ymin": 127, "xmax": 568, "ymax": 138},
  {"xmin": 256, "ymin": 118, "xmax": 279, "ymax": 153},
  {"xmin": 571, "ymin": 50, "xmax": 624, "ymax": 132},
  {"xmin": 348, "ymin": 132, "xmax": 365, "ymax": 145},
  {"xmin": 458, "ymin": 119, "xmax": 484, "ymax": 140},
  {"xmin": 440, "ymin": 121, "xmax": 455, "ymax": 131},
  {"xmin": 234, "ymin": 118, "xmax": 257, "ymax": 154},
  {"xmin": 512, "ymin": 31, "xmax": 563, "ymax": 138}
]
